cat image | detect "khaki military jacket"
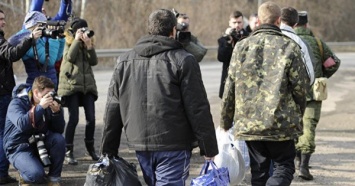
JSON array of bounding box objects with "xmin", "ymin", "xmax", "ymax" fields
[{"xmin": 220, "ymin": 24, "xmax": 309, "ymax": 141}]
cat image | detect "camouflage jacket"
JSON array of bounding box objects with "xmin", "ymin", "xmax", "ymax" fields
[
  {"xmin": 294, "ymin": 27, "xmax": 341, "ymax": 101},
  {"xmin": 220, "ymin": 24, "xmax": 309, "ymax": 141}
]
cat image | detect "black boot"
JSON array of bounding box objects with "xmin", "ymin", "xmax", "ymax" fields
[
  {"xmin": 295, "ymin": 151, "xmax": 301, "ymax": 170},
  {"xmin": 299, "ymin": 153, "xmax": 313, "ymax": 180},
  {"xmin": 65, "ymin": 144, "xmax": 78, "ymax": 165},
  {"xmin": 85, "ymin": 140, "xmax": 99, "ymax": 161}
]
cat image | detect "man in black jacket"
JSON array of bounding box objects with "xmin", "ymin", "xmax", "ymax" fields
[
  {"xmin": 0, "ymin": 9, "xmax": 41, "ymax": 184},
  {"xmin": 217, "ymin": 10, "xmax": 249, "ymax": 98},
  {"xmin": 100, "ymin": 9, "xmax": 218, "ymax": 186}
]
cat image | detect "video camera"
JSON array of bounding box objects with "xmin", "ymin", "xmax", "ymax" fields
[
  {"xmin": 172, "ymin": 8, "xmax": 191, "ymax": 44},
  {"xmin": 38, "ymin": 20, "xmax": 66, "ymax": 39},
  {"xmin": 49, "ymin": 91, "xmax": 65, "ymax": 105},
  {"xmin": 28, "ymin": 134, "xmax": 51, "ymax": 167}
]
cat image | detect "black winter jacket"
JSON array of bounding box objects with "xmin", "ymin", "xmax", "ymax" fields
[
  {"xmin": 0, "ymin": 30, "xmax": 33, "ymax": 96},
  {"xmin": 101, "ymin": 35, "xmax": 218, "ymax": 157}
]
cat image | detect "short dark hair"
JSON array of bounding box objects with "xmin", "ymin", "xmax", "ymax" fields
[
  {"xmin": 32, "ymin": 76, "xmax": 55, "ymax": 92},
  {"xmin": 148, "ymin": 9, "xmax": 176, "ymax": 36},
  {"xmin": 281, "ymin": 7, "xmax": 299, "ymax": 26},
  {"xmin": 230, "ymin": 11, "xmax": 244, "ymax": 19}
]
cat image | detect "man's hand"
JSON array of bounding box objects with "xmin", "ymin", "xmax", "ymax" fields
[
  {"xmin": 49, "ymin": 100, "xmax": 61, "ymax": 113},
  {"xmin": 31, "ymin": 26, "xmax": 43, "ymax": 40},
  {"xmin": 39, "ymin": 92, "xmax": 53, "ymax": 109},
  {"xmin": 204, "ymin": 156, "xmax": 215, "ymax": 161},
  {"xmin": 81, "ymin": 32, "xmax": 93, "ymax": 49}
]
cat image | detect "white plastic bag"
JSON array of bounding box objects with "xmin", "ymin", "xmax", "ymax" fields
[
  {"xmin": 214, "ymin": 127, "xmax": 245, "ymax": 185},
  {"xmin": 229, "ymin": 125, "xmax": 251, "ymax": 171}
]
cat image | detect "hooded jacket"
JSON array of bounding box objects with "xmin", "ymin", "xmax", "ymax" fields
[
  {"xmin": 0, "ymin": 30, "xmax": 33, "ymax": 96},
  {"xmin": 3, "ymin": 84, "xmax": 65, "ymax": 154},
  {"xmin": 220, "ymin": 24, "xmax": 309, "ymax": 141},
  {"xmin": 57, "ymin": 32, "xmax": 98, "ymax": 99},
  {"xmin": 101, "ymin": 35, "xmax": 218, "ymax": 157}
]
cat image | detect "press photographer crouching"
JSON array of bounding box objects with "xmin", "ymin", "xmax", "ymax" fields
[
  {"xmin": 173, "ymin": 9, "xmax": 207, "ymax": 62},
  {"xmin": 3, "ymin": 76, "xmax": 66, "ymax": 186}
]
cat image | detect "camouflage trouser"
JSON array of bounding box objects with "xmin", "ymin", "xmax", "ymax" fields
[{"xmin": 295, "ymin": 100, "xmax": 322, "ymax": 154}]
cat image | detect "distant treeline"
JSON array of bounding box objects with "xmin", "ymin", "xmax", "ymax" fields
[{"xmin": 1, "ymin": 0, "xmax": 354, "ymax": 49}]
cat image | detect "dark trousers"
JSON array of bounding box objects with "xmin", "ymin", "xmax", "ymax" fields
[
  {"xmin": 0, "ymin": 94, "xmax": 11, "ymax": 177},
  {"xmin": 246, "ymin": 140, "xmax": 296, "ymax": 186},
  {"xmin": 65, "ymin": 93, "xmax": 96, "ymax": 145},
  {"xmin": 136, "ymin": 150, "xmax": 191, "ymax": 186},
  {"xmin": 8, "ymin": 131, "xmax": 65, "ymax": 183}
]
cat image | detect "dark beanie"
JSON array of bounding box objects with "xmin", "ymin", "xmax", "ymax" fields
[
  {"xmin": 70, "ymin": 18, "xmax": 88, "ymax": 33},
  {"xmin": 298, "ymin": 11, "xmax": 308, "ymax": 25}
]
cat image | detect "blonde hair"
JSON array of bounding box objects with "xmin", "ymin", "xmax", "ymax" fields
[{"xmin": 258, "ymin": 1, "xmax": 281, "ymax": 25}]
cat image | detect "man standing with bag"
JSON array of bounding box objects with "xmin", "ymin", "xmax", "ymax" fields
[
  {"xmin": 100, "ymin": 9, "xmax": 218, "ymax": 186},
  {"xmin": 294, "ymin": 11, "xmax": 341, "ymax": 180},
  {"xmin": 220, "ymin": 2, "xmax": 309, "ymax": 185}
]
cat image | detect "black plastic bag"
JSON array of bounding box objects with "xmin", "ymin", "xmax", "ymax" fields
[
  {"xmin": 111, "ymin": 156, "xmax": 142, "ymax": 186},
  {"xmin": 85, "ymin": 155, "xmax": 141, "ymax": 186},
  {"xmin": 85, "ymin": 156, "xmax": 114, "ymax": 186}
]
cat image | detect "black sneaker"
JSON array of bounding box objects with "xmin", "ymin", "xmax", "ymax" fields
[{"xmin": 0, "ymin": 175, "xmax": 17, "ymax": 184}]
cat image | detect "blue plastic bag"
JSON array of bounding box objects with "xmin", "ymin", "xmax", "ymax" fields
[{"xmin": 191, "ymin": 160, "xmax": 230, "ymax": 186}]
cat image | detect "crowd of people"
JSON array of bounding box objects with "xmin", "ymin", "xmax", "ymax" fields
[{"xmin": 0, "ymin": 0, "xmax": 341, "ymax": 186}]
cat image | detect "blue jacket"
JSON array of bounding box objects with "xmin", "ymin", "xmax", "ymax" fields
[
  {"xmin": 3, "ymin": 84, "xmax": 65, "ymax": 156},
  {"xmin": 9, "ymin": 29, "xmax": 65, "ymax": 86}
]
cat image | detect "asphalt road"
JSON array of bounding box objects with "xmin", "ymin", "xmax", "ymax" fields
[{"xmin": 7, "ymin": 52, "xmax": 355, "ymax": 185}]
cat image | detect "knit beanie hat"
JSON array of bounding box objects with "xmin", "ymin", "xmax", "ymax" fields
[
  {"xmin": 70, "ymin": 18, "xmax": 88, "ymax": 33},
  {"xmin": 298, "ymin": 11, "xmax": 308, "ymax": 25},
  {"xmin": 24, "ymin": 11, "xmax": 47, "ymax": 29}
]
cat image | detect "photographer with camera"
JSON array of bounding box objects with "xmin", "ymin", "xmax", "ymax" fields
[
  {"xmin": 7, "ymin": 11, "xmax": 65, "ymax": 89},
  {"xmin": 57, "ymin": 18, "xmax": 99, "ymax": 165},
  {"xmin": 217, "ymin": 10, "xmax": 249, "ymax": 98},
  {"xmin": 174, "ymin": 10, "xmax": 207, "ymax": 63},
  {"xmin": 3, "ymin": 76, "xmax": 66, "ymax": 186}
]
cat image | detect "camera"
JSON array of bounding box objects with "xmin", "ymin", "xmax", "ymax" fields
[
  {"xmin": 38, "ymin": 20, "xmax": 66, "ymax": 39},
  {"xmin": 80, "ymin": 28, "xmax": 95, "ymax": 38},
  {"xmin": 49, "ymin": 91, "xmax": 64, "ymax": 105},
  {"xmin": 28, "ymin": 134, "xmax": 51, "ymax": 167},
  {"xmin": 172, "ymin": 8, "xmax": 191, "ymax": 44},
  {"xmin": 223, "ymin": 28, "xmax": 245, "ymax": 42}
]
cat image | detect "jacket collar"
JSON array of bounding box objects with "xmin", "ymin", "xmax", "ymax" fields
[
  {"xmin": 252, "ymin": 24, "xmax": 282, "ymax": 36},
  {"xmin": 280, "ymin": 23, "xmax": 295, "ymax": 34}
]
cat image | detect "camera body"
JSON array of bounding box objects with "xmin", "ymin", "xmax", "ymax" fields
[
  {"xmin": 38, "ymin": 20, "xmax": 66, "ymax": 39},
  {"xmin": 80, "ymin": 27, "xmax": 95, "ymax": 38},
  {"xmin": 28, "ymin": 134, "xmax": 51, "ymax": 167},
  {"xmin": 224, "ymin": 28, "xmax": 245, "ymax": 42},
  {"xmin": 49, "ymin": 91, "xmax": 64, "ymax": 105}
]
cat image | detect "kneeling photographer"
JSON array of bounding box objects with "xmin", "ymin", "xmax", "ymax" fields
[
  {"xmin": 173, "ymin": 9, "xmax": 207, "ymax": 63},
  {"xmin": 57, "ymin": 18, "xmax": 99, "ymax": 165},
  {"xmin": 3, "ymin": 76, "xmax": 66, "ymax": 185}
]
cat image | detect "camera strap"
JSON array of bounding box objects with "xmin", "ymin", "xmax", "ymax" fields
[
  {"xmin": 32, "ymin": 38, "xmax": 50, "ymax": 72},
  {"xmin": 32, "ymin": 39, "xmax": 42, "ymax": 71}
]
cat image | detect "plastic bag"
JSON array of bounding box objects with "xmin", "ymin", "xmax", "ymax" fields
[
  {"xmin": 227, "ymin": 125, "xmax": 250, "ymax": 170},
  {"xmin": 84, "ymin": 155, "xmax": 141, "ymax": 186},
  {"xmin": 191, "ymin": 160, "xmax": 230, "ymax": 186},
  {"xmin": 215, "ymin": 127, "xmax": 245, "ymax": 185},
  {"xmin": 110, "ymin": 156, "xmax": 142, "ymax": 186},
  {"xmin": 84, "ymin": 155, "xmax": 114, "ymax": 186}
]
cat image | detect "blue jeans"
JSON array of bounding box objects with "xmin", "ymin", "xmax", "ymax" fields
[
  {"xmin": 65, "ymin": 93, "xmax": 96, "ymax": 144},
  {"xmin": 8, "ymin": 131, "xmax": 65, "ymax": 183},
  {"xmin": 0, "ymin": 94, "xmax": 11, "ymax": 177},
  {"xmin": 136, "ymin": 150, "xmax": 191, "ymax": 186}
]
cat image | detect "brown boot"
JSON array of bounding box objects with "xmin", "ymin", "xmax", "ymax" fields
[{"xmin": 299, "ymin": 153, "xmax": 313, "ymax": 180}]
